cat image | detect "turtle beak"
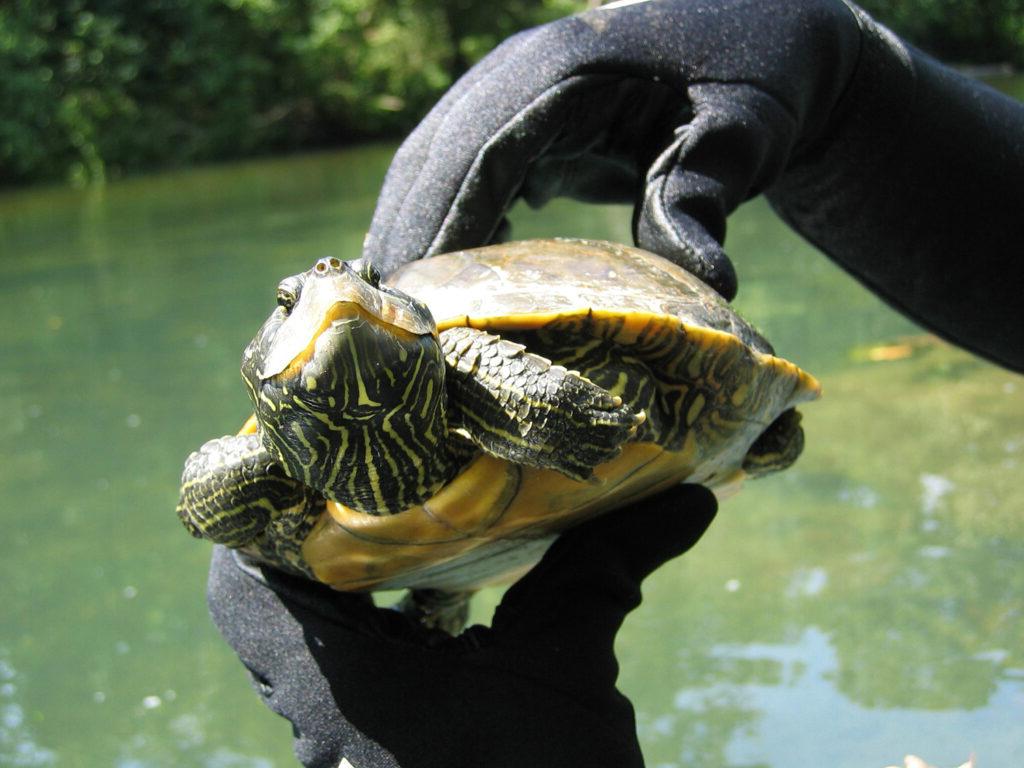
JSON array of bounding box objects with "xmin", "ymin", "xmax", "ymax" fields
[
  {"xmin": 258, "ymin": 289, "xmax": 354, "ymax": 381},
  {"xmin": 258, "ymin": 258, "xmax": 435, "ymax": 380}
]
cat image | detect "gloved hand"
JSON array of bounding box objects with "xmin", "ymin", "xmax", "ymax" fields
[
  {"xmin": 207, "ymin": 484, "xmax": 717, "ymax": 768},
  {"xmin": 363, "ymin": 0, "xmax": 1024, "ymax": 373}
]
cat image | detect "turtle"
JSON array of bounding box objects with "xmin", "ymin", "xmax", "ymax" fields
[{"xmin": 177, "ymin": 238, "xmax": 820, "ymax": 632}]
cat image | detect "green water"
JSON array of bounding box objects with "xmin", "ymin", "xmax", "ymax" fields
[{"xmin": 1, "ymin": 144, "xmax": 1021, "ymax": 768}]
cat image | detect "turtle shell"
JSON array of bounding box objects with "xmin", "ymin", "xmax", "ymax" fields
[{"xmin": 293, "ymin": 239, "xmax": 820, "ymax": 593}]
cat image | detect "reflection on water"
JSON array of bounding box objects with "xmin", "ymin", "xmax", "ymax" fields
[
  {"xmin": 620, "ymin": 338, "xmax": 1024, "ymax": 767},
  {"xmin": 1, "ymin": 143, "xmax": 1022, "ymax": 766},
  {"xmin": 656, "ymin": 628, "xmax": 1021, "ymax": 768},
  {"xmin": 0, "ymin": 651, "xmax": 56, "ymax": 767}
]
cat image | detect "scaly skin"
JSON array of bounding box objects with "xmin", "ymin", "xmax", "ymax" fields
[{"xmin": 441, "ymin": 326, "xmax": 643, "ymax": 481}]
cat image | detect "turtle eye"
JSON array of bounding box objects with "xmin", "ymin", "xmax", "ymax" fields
[
  {"xmin": 277, "ymin": 287, "xmax": 296, "ymax": 312},
  {"xmin": 276, "ymin": 275, "xmax": 303, "ymax": 313},
  {"xmin": 353, "ymin": 259, "xmax": 381, "ymax": 288}
]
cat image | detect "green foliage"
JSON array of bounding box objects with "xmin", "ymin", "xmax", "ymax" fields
[
  {"xmin": 2, "ymin": 0, "xmax": 1021, "ymax": 187},
  {"xmin": 0, "ymin": 0, "xmax": 588, "ymax": 186},
  {"xmin": 1, "ymin": 0, "xmax": 309, "ymax": 185},
  {"xmin": 860, "ymin": 0, "xmax": 1024, "ymax": 65},
  {"xmin": 296, "ymin": 1, "xmax": 453, "ymax": 136}
]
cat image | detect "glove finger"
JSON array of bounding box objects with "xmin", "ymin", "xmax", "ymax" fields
[
  {"xmin": 635, "ymin": 83, "xmax": 798, "ymax": 300},
  {"xmin": 492, "ymin": 484, "xmax": 717, "ymax": 640},
  {"xmin": 481, "ymin": 485, "xmax": 715, "ymax": 695},
  {"xmin": 363, "ymin": 6, "xmax": 696, "ymax": 275},
  {"xmin": 207, "ymin": 547, "xmax": 460, "ymax": 766},
  {"xmin": 209, "ymin": 546, "xmax": 442, "ymax": 653},
  {"xmin": 366, "ymin": 74, "xmax": 645, "ymax": 276},
  {"xmin": 206, "ymin": 545, "xmax": 359, "ymax": 761},
  {"xmin": 363, "ymin": 23, "xmax": 570, "ymax": 274}
]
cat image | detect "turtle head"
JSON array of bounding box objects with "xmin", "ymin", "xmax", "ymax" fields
[{"xmin": 242, "ymin": 257, "xmax": 450, "ymax": 514}]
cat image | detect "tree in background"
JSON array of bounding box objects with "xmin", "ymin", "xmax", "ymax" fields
[
  {"xmin": 0, "ymin": 0, "xmax": 1019, "ymax": 187},
  {"xmin": 859, "ymin": 0, "xmax": 1024, "ymax": 67},
  {"xmin": 0, "ymin": 0, "xmax": 584, "ymax": 186},
  {"xmin": 1, "ymin": 0, "xmax": 307, "ymax": 185}
]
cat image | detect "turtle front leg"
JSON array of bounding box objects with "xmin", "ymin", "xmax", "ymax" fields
[
  {"xmin": 441, "ymin": 326, "xmax": 644, "ymax": 481},
  {"xmin": 177, "ymin": 433, "xmax": 319, "ymax": 575}
]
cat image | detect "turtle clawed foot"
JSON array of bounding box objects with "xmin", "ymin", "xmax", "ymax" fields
[
  {"xmin": 396, "ymin": 589, "xmax": 473, "ymax": 635},
  {"xmin": 742, "ymin": 408, "xmax": 804, "ymax": 477},
  {"xmin": 558, "ymin": 394, "xmax": 646, "ymax": 481}
]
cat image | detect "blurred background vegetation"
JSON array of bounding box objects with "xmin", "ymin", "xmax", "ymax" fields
[{"xmin": 1, "ymin": 0, "xmax": 1022, "ymax": 188}]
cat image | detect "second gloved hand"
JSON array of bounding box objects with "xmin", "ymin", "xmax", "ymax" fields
[{"xmin": 208, "ymin": 484, "xmax": 717, "ymax": 768}]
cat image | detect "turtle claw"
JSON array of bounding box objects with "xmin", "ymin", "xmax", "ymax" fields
[
  {"xmin": 396, "ymin": 589, "xmax": 472, "ymax": 635},
  {"xmin": 548, "ymin": 387, "xmax": 645, "ymax": 480}
]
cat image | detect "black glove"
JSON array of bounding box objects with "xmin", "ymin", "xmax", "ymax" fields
[
  {"xmin": 363, "ymin": 0, "xmax": 1024, "ymax": 373},
  {"xmin": 207, "ymin": 484, "xmax": 717, "ymax": 768}
]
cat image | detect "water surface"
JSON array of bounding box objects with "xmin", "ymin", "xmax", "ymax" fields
[{"xmin": 1, "ymin": 143, "xmax": 1021, "ymax": 767}]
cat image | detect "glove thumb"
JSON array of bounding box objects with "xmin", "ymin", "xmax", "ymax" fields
[{"xmin": 487, "ymin": 484, "xmax": 717, "ymax": 691}]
